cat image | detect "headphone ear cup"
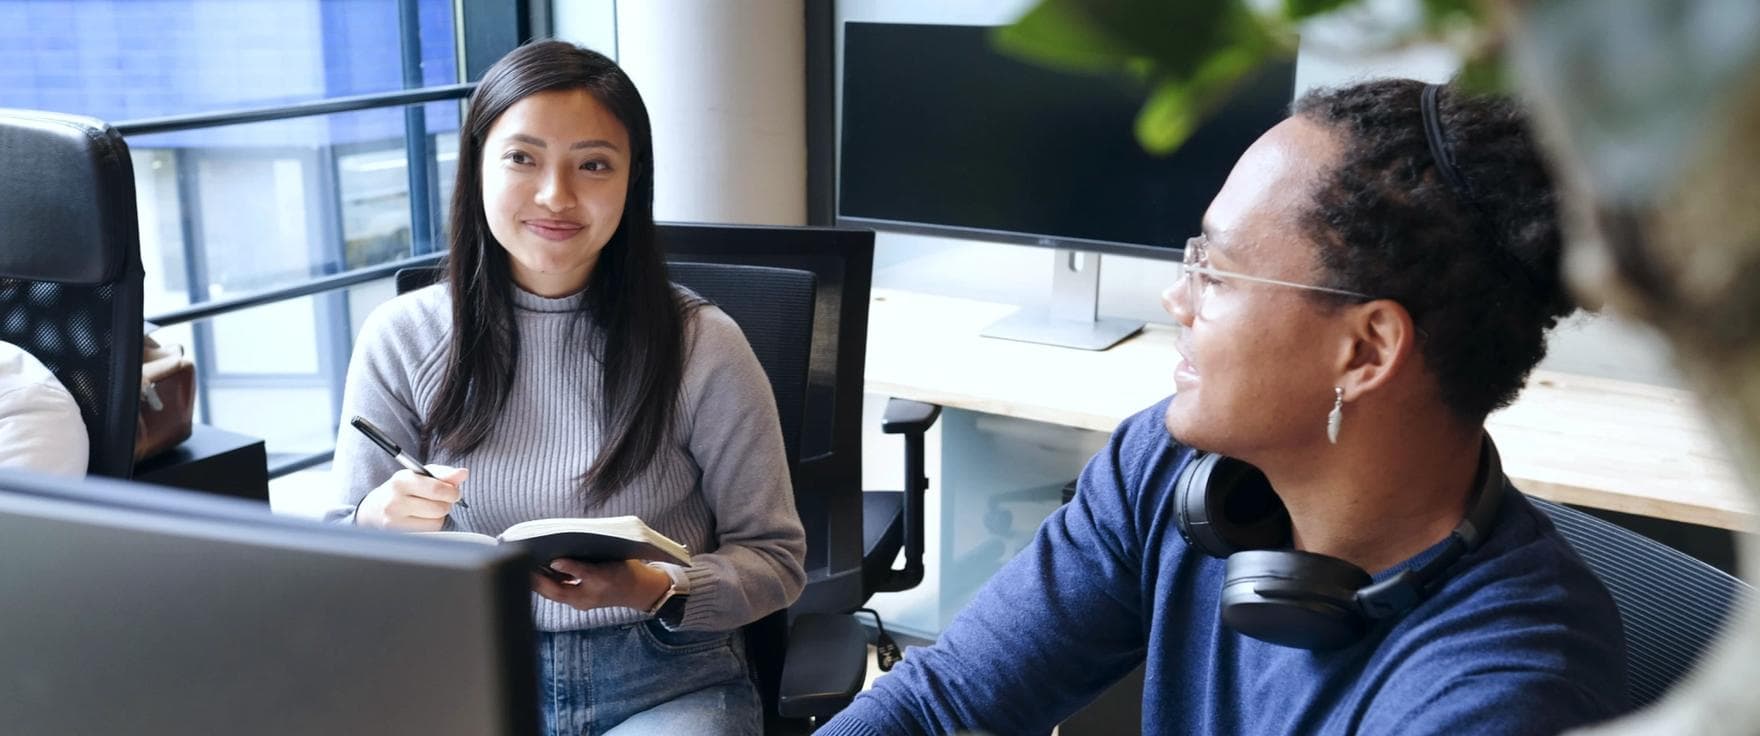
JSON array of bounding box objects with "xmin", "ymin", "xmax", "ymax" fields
[
  {"xmin": 1176, "ymin": 453, "xmax": 1289, "ymax": 557},
  {"xmin": 1220, "ymin": 549, "xmax": 1373, "ymax": 650}
]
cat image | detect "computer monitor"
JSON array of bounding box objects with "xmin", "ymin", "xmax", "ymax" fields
[
  {"xmin": 838, "ymin": 22, "xmax": 1296, "ymax": 349},
  {"xmin": 0, "ymin": 469, "xmax": 540, "ymax": 736}
]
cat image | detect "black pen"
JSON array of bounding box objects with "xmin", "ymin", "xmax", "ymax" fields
[{"xmin": 349, "ymin": 415, "xmax": 468, "ymax": 509}]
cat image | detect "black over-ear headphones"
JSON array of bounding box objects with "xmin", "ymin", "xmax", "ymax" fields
[{"xmin": 1174, "ymin": 439, "xmax": 1505, "ymax": 650}]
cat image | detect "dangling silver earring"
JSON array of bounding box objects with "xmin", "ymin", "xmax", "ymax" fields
[{"xmin": 1327, "ymin": 387, "xmax": 1344, "ymax": 445}]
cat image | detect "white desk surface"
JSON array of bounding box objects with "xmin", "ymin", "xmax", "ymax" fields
[{"xmin": 864, "ymin": 288, "xmax": 1752, "ymax": 532}]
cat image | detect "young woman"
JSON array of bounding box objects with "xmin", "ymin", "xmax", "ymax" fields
[{"xmin": 328, "ymin": 40, "xmax": 805, "ymax": 735}]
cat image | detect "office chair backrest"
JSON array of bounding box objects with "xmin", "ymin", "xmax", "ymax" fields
[
  {"xmin": 658, "ymin": 223, "xmax": 876, "ymax": 613},
  {"xmin": 0, "ymin": 109, "xmax": 145, "ymax": 478},
  {"xmin": 1530, "ymin": 497, "xmax": 1750, "ymax": 708},
  {"xmin": 667, "ymin": 262, "xmax": 815, "ymax": 465}
]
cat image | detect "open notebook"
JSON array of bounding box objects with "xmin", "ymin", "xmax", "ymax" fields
[{"xmin": 420, "ymin": 516, "xmax": 691, "ymax": 574}]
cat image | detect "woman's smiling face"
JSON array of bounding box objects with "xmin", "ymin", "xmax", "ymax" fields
[{"xmin": 480, "ymin": 87, "xmax": 632, "ymax": 297}]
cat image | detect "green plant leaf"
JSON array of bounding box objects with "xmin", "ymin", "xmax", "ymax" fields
[
  {"xmin": 1420, "ymin": 0, "xmax": 1485, "ymax": 29},
  {"xmin": 999, "ymin": 0, "xmax": 1293, "ymax": 155},
  {"xmin": 1136, "ymin": 45, "xmax": 1271, "ymax": 154},
  {"xmin": 1282, "ymin": 0, "xmax": 1358, "ymax": 20},
  {"xmin": 996, "ymin": 0, "xmax": 1259, "ymax": 79},
  {"xmin": 1455, "ymin": 52, "xmax": 1506, "ymax": 93},
  {"xmin": 992, "ymin": 0, "xmax": 1143, "ymax": 73}
]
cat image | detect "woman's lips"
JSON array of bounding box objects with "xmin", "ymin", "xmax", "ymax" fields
[{"xmin": 524, "ymin": 219, "xmax": 584, "ymax": 241}]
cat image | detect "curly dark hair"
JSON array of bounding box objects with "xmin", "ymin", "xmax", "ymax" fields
[{"xmin": 1291, "ymin": 79, "xmax": 1577, "ymax": 423}]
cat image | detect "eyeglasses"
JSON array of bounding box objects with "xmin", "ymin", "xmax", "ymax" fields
[{"xmin": 1172, "ymin": 236, "xmax": 1374, "ymax": 314}]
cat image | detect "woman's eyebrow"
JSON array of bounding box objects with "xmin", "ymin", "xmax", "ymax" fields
[{"xmin": 502, "ymin": 133, "xmax": 622, "ymax": 152}]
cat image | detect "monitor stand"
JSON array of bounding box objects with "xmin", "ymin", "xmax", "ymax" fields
[{"xmin": 980, "ymin": 249, "xmax": 1144, "ymax": 351}]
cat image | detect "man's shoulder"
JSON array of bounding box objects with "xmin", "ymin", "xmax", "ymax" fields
[
  {"xmin": 1370, "ymin": 491, "xmax": 1628, "ymax": 716},
  {"xmin": 0, "ymin": 341, "xmax": 90, "ymax": 475},
  {"xmin": 0, "ymin": 341, "xmax": 80, "ymax": 412},
  {"xmin": 1444, "ymin": 489, "xmax": 1620, "ymax": 621},
  {"xmin": 0, "ymin": 340, "xmax": 60, "ymax": 393}
]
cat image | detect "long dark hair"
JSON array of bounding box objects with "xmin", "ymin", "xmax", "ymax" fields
[{"xmin": 425, "ymin": 40, "xmax": 693, "ymax": 498}]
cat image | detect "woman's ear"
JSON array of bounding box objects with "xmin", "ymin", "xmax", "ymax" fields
[{"xmin": 1335, "ymin": 299, "xmax": 1417, "ymax": 401}]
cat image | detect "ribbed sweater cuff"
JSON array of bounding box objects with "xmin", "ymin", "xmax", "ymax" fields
[{"xmin": 675, "ymin": 563, "xmax": 722, "ymax": 630}]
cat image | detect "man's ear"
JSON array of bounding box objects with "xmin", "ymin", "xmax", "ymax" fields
[{"xmin": 1334, "ymin": 299, "xmax": 1417, "ymax": 401}]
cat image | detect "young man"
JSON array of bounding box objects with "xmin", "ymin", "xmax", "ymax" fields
[{"xmin": 819, "ymin": 80, "xmax": 1627, "ymax": 736}]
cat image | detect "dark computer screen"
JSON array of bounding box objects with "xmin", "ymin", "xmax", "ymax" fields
[
  {"xmin": 0, "ymin": 470, "xmax": 540, "ymax": 735},
  {"xmin": 838, "ymin": 22, "xmax": 1296, "ymax": 259}
]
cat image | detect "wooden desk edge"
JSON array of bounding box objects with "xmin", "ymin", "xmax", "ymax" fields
[
  {"xmin": 865, "ymin": 290, "xmax": 1756, "ymax": 532},
  {"xmin": 1516, "ymin": 479, "xmax": 1754, "ymax": 533},
  {"xmin": 876, "ymin": 382, "xmax": 1754, "ymax": 532},
  {"xmin": 865, "ymin": 380, "xmax": 1127, "ymax": 435}
]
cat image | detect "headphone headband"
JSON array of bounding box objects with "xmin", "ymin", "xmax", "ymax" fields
[
  {"xmin": 1356, "ymin": 438, "xmax": 1505, "ymax": 618},
  {"xmin": 1176, "ymin": 436, "xmax": 1508, "ymax": 649}
]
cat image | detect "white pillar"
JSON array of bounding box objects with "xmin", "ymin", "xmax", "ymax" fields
[{"xmin": 612, "ymin": 0, "xmax": 806, "ymax": 226}]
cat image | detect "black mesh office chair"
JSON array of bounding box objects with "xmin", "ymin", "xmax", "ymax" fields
[
  {"xmin": 0, "ymin": 109, "xmax": 145, "ymax": 478},
  {"xmin": 669, "ymin": 262, "xmax": 817, "ymax": 464},
  {"xmin": 651, "ymin": 224, "xmax": 941, "ymax": 728},
  {"xmin": 1530, "ymin": 497, "xmax": 1750, "ymax": 708}
]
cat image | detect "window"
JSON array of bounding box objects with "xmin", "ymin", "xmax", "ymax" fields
[{"xmin": 0, "ymin": 0, "xmax": 515, "ymax": 469}]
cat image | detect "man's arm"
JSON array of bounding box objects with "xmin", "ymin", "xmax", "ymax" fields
[{"xmin": 818, "ymin": 406, "xmax": 1169, "ymax": 736}]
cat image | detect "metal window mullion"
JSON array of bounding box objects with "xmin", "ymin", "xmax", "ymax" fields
[
  {"xmin": 113, "ymin": 84, "xmax": 476, "ymax": 138},
  {"xmin": 398, "ymin": 0, "xmax": 437, "ymax": 256},
  {"xmin": 172, "ymin": 147, "xmax": 216, "ymax": 425},
  {"xmin": 313, "ymin": 142, "xmax": 354, "ymax": 439},
  {"xmin": 145, "ymin": 251, "xmax": 445, "ymax": 327}
]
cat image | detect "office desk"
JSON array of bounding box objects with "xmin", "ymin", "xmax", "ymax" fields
[
  {"xmin": 134, "ymin": 424, "xmax": 270, "ymax": 503},
  {"xmin": 864, "ymin": 288, "xmax": 1752, "ymax": 532}
]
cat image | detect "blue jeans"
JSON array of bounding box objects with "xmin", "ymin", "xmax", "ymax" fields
[{"xmin": 538, "ymin": 621, "xmax": 761, "ymax": 736}]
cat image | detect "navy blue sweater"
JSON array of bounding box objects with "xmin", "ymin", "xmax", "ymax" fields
[{"xmin": 820, "ymin": 399, "xmax": 1627, "ymax": 736}]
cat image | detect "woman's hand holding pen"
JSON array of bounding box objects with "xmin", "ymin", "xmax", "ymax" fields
[
  {"xmin": 354, "ymin": 465, "xmax": 470, "ymax": 531},
  {"xmin": 533, "ymin": 558, "xmax": 672, "ymax": 612}
]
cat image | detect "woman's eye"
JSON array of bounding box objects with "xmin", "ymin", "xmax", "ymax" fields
[
  {"xmin": 504, "ymin": 151, "xmax": 532, "ymax": 165},
  {"xmin": 1199, "ymin": 273, "xmax": 1225, "ymax": 287},
  {"xmin": 580, "ymin": 160, "xmax": 611, "ymax": 172}
]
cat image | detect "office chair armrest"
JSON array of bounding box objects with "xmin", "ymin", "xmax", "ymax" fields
[
  {"xmin": 778, "ymin": 613, "xmax": 870, "ymax": 720},
  {"xmin": 881, "ymin": 398, "xmax": 941, "ymax": 435}
]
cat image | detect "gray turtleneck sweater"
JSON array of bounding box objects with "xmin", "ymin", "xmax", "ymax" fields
[{"xmin": 325, "ymin": 284, "xmax": 807, "ymax": 633}]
